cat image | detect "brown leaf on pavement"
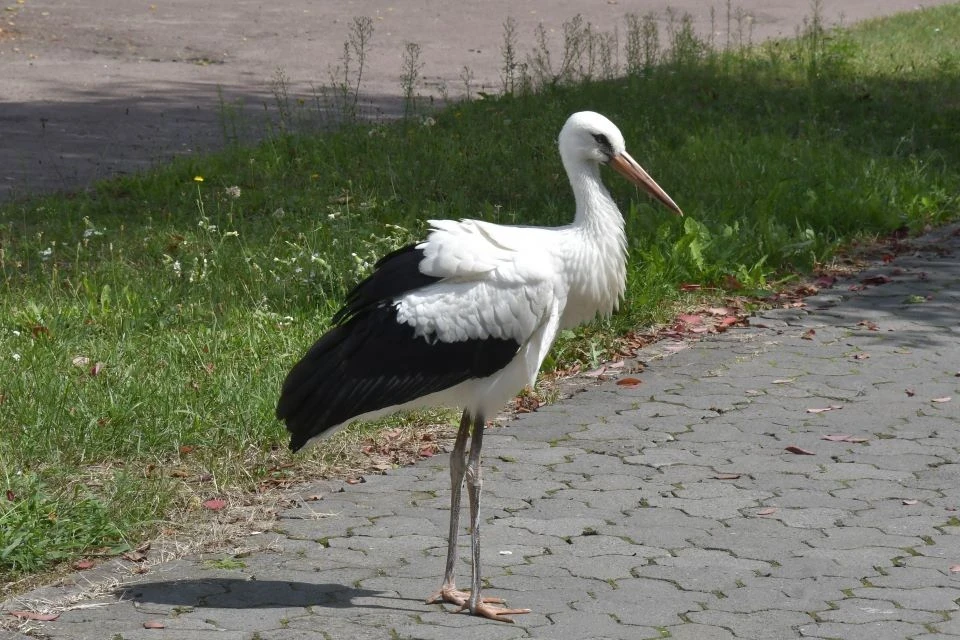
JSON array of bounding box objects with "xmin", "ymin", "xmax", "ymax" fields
[
  {"xmin": 902, "ymin": 499, "xmax": 919, "ymax": 505},
  {"xmin": 806, "ymin": 405, "xmax": 842, "ymax": 414},
  {"xmin": 861, "ymin": 274, "xmax": 892, "ymax": 285},
  {"xmin": 7, "ymin": 611, "xmax": 59, "ymax": 621},
  {"xmin": 905, "ymin": 388, "xmax": 916, "ymax": 397},
  {"xmin": 822, "ymin": 434, "xmax": 853, "ymax": 442},
  {"xmin": 143, "ymin": 620, "xmax": 166, "ymax": 629},
  {"xmin": 949, "ymin": 565, "xmax": 960, "ymax": 573},
  {"xmin": 785, "ymin": 445, "xmax": 815, "ymax": 455},
  {"xmin": 801, "ymin": 329, "xmax": 816, "ymax": 340},
  {"xmin": 714, "ymin": 473, "xmax": 741, "ymax": 480},
  {"xmin": 616, "ymin": 377, "xmax": 642, "ymax": 387},
  {"xmin": 932, "ymin": 397, "xmax": 952, "ymax": 403},
  {"xmin": 757, "ymin": 507, "xmax": 777, "ymax": 516}
]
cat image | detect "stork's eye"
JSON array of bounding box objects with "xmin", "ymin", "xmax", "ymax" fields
[{"xmin": 592, "ymin": 133, "xmax": 610, "ymax": 147}]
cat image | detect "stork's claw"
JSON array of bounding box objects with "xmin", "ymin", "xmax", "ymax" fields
[
  {"xmin": 461, "ymin": 601, "xmax": 532, "ymax": 624},
  {"xmin": 426, "ymin": 586, "xmax": 504, "ymax": 607}
]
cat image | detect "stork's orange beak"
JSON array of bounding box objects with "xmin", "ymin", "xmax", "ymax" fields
[{"xmin": 608, "ymin": 151, "xmax": 683, "ymax": 216}]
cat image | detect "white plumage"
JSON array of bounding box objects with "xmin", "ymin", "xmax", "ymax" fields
[{"xmin": 277, "ymin": 111, "xmax": 682, "ymax": 622}]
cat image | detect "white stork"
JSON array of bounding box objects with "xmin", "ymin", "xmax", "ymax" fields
[{"xmin": 277, "ymin": 111, "xmax": 682, "ymax": 622}]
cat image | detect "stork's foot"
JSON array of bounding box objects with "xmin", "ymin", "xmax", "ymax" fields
[
  {"xmin": 426, "ymin": 586, "xmax": 504, "ymax": 607},
  {"xmin": 461, "ymin": 601, "xmax": 532, "ymax": 624}
]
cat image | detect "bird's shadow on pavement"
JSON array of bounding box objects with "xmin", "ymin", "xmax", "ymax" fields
[{"xmin": 115, "ymin": 578, "xmax": 411, "ymax": 611}]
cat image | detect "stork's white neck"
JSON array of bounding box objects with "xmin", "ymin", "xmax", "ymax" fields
[
  {"xmin": 566, "ymin": 160, "xmax": 625, "ymax": 233},
  {"xmin": 559, "ymin": 158, "xmax": 629, "ymax": 327}
]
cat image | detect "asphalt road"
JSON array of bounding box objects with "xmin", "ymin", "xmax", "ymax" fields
[{"xmin": 1, "ymin": 0, "xmax": 953, "ymax": 199}]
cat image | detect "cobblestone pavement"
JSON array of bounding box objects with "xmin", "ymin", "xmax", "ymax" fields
[{"xmin": 4, "ymin": 227, "xmax": 959, "ymax": 638}]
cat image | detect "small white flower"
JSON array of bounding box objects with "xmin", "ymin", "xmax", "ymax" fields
[
  {"xmin": 172, "ymin": 260, "xmax": 182, "ymax": 277},
  {"xmin": 83, "ymin": 227, "xmax": 104, "ymax": 238},
  {"xmin": 272, "ymin": 208, "xmax": 286, "ymax": 219},
  {"xmin": 11, "ymin": 330, "xmax": 20, "ymax": 337},
  {"xmin": 225, "ymin": 185, "xmax": 242, "ymax": 199},
  {"xmin": 421, "ymin": 116, "xmax": 436, "ymax": 127},
  {"xmin": 12, "ymin": 353, "xmax": 21, "ymax": 362},
  {"xmin": 38, "ymin": 247, "xmax": 53, "ymax": 259}
]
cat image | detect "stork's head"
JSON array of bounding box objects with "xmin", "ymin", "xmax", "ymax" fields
[{"xmin": 559, "ymin": 111, "xmax": 682, "ymax": 216}]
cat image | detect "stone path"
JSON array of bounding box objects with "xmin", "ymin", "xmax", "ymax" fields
[{"xmin": 4, "ymin": 225, "xmax": 958, "ymax": 638}]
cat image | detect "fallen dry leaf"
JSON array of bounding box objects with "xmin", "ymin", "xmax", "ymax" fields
[
  {"xmin": 680, "ymin": 283, "xmax": 702, "ymax": 291},
  {"xmin": 345, "ymin": 477, "xmax": 365, "ymax": 485},
  {"xmin": 905, "ymin": 388, "xmax": 916, "ymax": 397},
  {"xmin": 902, "ymin": 499, "xmax": 919, "ymax": 506},
  {"xmin": 616, "ymin": 377, "xmax": 642, "ymax": 387},
  {"xmin": 678, "ymin": 314, "xmax": 703, "ymax": 326},
  {"xmin": 801, "ymin": 329, "xmax": 816, "ymax": 340},
  {"xmin": 72, "ymin": 559, "xmax": 95, "ymax": 570},
  {"xmin": 714, "ymin": 473, "xmax": 741, "ymax": 480},
  {"xmin": 583, "ymin": 365, "xmax": 607, "ymax": 378},
  {"xmin": 806, "ymin": 405, "xmax": 843, "ymax": 414},
  {"xmin": 772, "ymin": 378, "xmax": 795, "ymax": 384},
  {"xmin": 7, "ymin": 611, "xmax": 59, "ymax": 621},
  {"xmin": 851, "ymin": 353, "xmax": 870, "ymax": 360},
  {"xmin": 932, "ymin": 397, "xmax": 952, "ymax": 404},
  {"xmin": 857, "ymin": 320, "xmax": 880, "ymax": 331},
  {"xmin": 821, "ymin": 434, "xmax": 868, "ymax": 444},
  {"xmin": 202, "ymin": 498, "xmax": 227, "ymax": 511},
  {"xmin": 31, "ymin": 325, "xmax": 51, "ymax": 339},
  {"xmin": 785, "ymin": 445, "xmax": 815, "ymax": 455},
  {"xmin": 757, "ymin": 507, "xmax": 777, "ymax": 516},
  {"xmin": 71, "ymin": 355, "xmax": 90, "ymax": 367},
  {"xmin": 122, "ymin": 550, "xmax": 147, "ymax": 563},
  {"xmin": 950, "ymin": 565, "xmax": 960, "ymax": 573},
  {"xmin": 90, "ymin": 362, "xmax": 106, "ymax": 376},
  {"xmin": 143, "ymin": 620, "xmax": 166, "ymax": 629},
  {"xmin": 861, "ymin": 274, "xmax": 892, "ymax": 285}
]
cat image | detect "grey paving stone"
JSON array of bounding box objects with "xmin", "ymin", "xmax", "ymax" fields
[
  {"xmin": 816, "ymin": 598, "xmax": 941, "ymax": 624},
  {"xmin": 686, "ymin": 610, "xmax": 813, "ymax": 639},
  {"xmin": 798, "ymin": 621, "xmax": 928, "ymax": 639}
]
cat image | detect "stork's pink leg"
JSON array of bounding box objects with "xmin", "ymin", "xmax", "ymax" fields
[
  {"xmin": 426, "ymin": 411, "xmax": 491, "ymax": 606},
  {"xmin": 461, "ymin": 415, "xmax": 531, "ymax": 623}
]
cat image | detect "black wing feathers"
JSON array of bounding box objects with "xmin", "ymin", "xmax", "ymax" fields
[{"xmin": 278, "ymin": 244, "xmax": 521, "ymax": 452}]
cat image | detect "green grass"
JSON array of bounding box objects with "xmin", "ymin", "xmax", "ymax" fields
[{"xmin": 2, "ymin": 4, "xmax": 960, "ymax": 585}]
